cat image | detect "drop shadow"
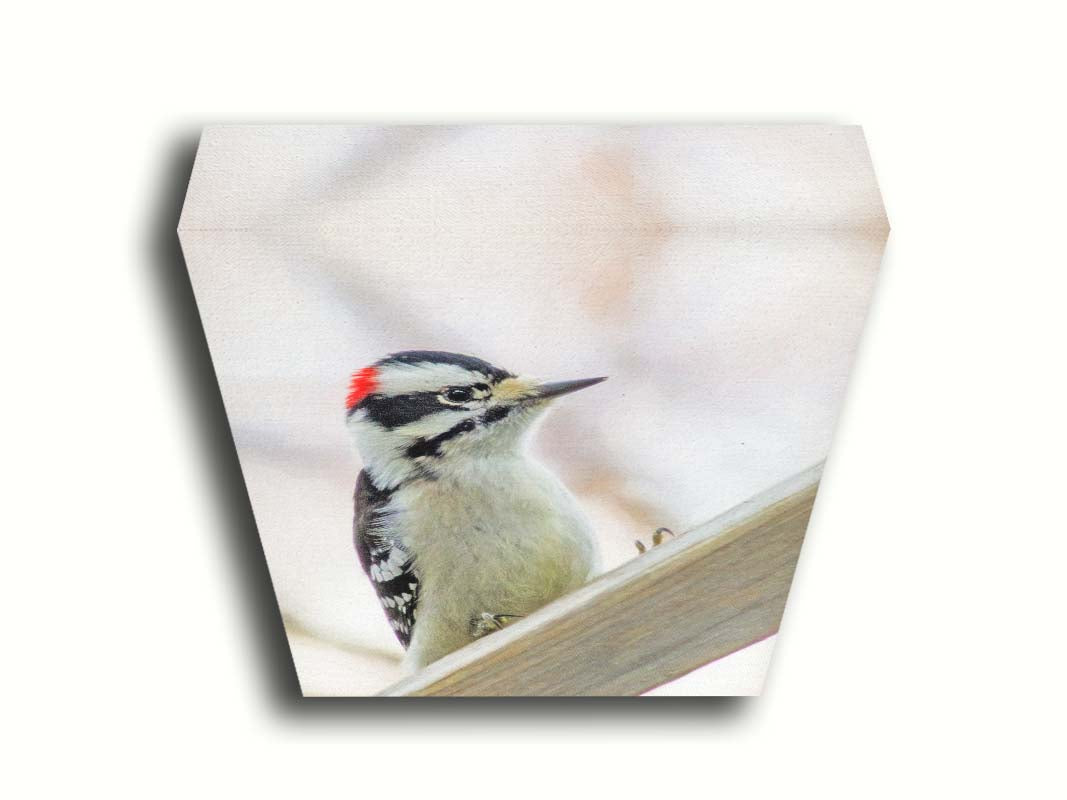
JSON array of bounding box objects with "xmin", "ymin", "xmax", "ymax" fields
[
  {"xmin": 147, "ymin": 131, "xmax": 303, "ymax": 703},
  {"xmin": 295, "ymin": 695, "xmax": 749, "ymax": 727},
  {"xmin": 146, "ymin": 126, "xmax": 753, "ymax": 725}
]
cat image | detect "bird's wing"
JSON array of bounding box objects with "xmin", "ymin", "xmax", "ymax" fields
[{"xmin": 353, "ymin": 470, "xmax": 419, "ymax": 647}]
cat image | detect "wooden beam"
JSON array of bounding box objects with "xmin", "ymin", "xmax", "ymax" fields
[{"xmin": 380, "ymin": 462, "xmax": 823, "ymax": 696}]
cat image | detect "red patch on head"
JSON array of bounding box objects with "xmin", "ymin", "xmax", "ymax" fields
[{"xmin": 346, "ymin": 367, "xmax": 380, "ymax": 410}]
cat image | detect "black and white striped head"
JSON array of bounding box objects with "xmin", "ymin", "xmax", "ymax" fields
[{"xmin": 345, "ymin": 351, "xmax": 605, "ymax": 488}]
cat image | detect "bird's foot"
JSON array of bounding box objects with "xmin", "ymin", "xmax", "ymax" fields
[
  {"xmin": 469, "ymin": 612, "xmax": 525, "ymax": 639},
  {"xmin": 635, "ymin": 527, "xmax": 675, "ymax": 554}
]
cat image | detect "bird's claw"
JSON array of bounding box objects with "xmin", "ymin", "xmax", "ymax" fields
[
  {"xmin": 470, "ymin": 612, "xmax": 524, "ymax": 638},
  {"xmin": 635, "ymin": 527, "xmax": 675, "ymax": 554}
]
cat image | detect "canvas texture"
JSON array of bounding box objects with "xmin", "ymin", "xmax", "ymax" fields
[{"xmin": 178, "ymin": 125, "xmax": 887, "ymax": 696}]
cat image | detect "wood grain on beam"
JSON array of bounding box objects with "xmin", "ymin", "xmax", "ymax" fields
[{"xmin": 380, "ymin": 462, "xmax": 823, "ymax": 696}]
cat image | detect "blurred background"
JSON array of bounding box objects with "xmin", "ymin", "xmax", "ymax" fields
[{"xmin": 179, "ymin": 125, "xmax": 886, "ymax": 695}]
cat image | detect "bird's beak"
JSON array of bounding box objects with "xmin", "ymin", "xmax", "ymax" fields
[{"xmin": 530, "ymin": 376, "xmax": 608, "ymax": 400}]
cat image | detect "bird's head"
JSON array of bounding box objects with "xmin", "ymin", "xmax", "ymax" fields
[{"xmin": 345, "ymin": 351, "xmax": 606, "ymax": 489}]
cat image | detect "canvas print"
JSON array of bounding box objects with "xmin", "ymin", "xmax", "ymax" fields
[{"xmin": 178, "ymin": 124, "xmax": 888, "ymax": 696}]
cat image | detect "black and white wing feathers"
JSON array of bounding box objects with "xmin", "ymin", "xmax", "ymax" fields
[{"xmin": 353, "ymin": 470, "xmax": 419, "ymax": 647}]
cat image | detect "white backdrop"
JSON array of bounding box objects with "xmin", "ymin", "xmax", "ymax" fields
[{"xmin": 4, "ymin": 2, "xmax": 1065, "ymax": 797}]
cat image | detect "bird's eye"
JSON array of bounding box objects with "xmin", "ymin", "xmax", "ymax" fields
[{"xmin": 442, "ymin": 387, "xmax": 473, "ymax": 404}]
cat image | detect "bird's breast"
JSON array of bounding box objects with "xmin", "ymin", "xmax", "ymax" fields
[{"xmin": 392, "ymin": 456, "xmax": 598, "ymax": 642}]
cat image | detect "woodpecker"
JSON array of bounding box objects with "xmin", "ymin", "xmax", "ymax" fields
[{"xmin": 345, "ymin": 350, "xmax": 604, "ymax": 671}]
